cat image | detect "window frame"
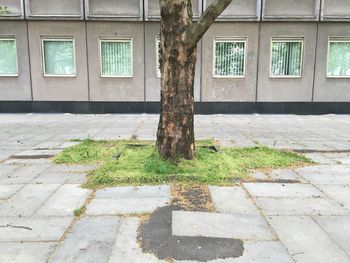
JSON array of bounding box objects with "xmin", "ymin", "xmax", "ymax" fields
[
  {"xmin": 99, "ymin": 37, "xmax": 133, "ymax": 78},
  {"xmin": 41, "ymin": 37, "xmax": 77, "ymax": 78},
  {"xmin": 0, "ymin": 36, "xmax": 19, "ymax": 77},
  {"xmin": 156, "ymin": 37, "xmax": 161, "ymax": 78},
  {"xmin": 326, "ymin": 37, "xmax": 350, "ymax": 79},
  {"xmin": 212, "ymin": 37, "xmax": 247, "ymax": 79},
  {"xmin": 269, "ymin": 37, "xmax": 304, "ymax": 79}
]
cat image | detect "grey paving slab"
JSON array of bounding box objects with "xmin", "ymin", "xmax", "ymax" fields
[
  {"xmin": 174, "ymin": 241, "xmax": 294, "ymax": 263},
  {"xmin": 296, "ymin": 164, "xmax": 350, "ymax": 175},
  {"xmin": 243, "ymin": 183, "xmax": 324, "ymax": 198},
  {"xmin": 95, "ymin": 185, "xmax": 170, "ymax": 199},
  {"xmin": 301, "ymin": 173, "xmax": 350, "ymax": 185},
  {"xmin": 0, "ymin": 184, "xmax": 60, "ymax": 217},
  {"xmin": 0, "ymin": 164, "xmax": 23, "ymax": 178},
  {"xmin": 0, "ymin": 163, "xmax": 52, "ymax": 184},
  {"xmin": 31, "ymin": 172, "xmax": 87, "ymax": 184},
  {"xmin": 12, "ymin": 149, "xmax": 63, "ymax": 158},
  {"xmin": 172, "ymin": 211, "xmax": 276, "ymax": 240},
  {"xmin": 108, "ymin": 217, "xmax": 163, "ymax": 263},
  {"xmin": 2, "ymin": 158, "xmax": 53, "ymax": 165},
  {"xmin": 49, "ymin": 216, "xmax": 120, "ymax": 263},
  {"xmin": 46, "ymin": 164, "xmax": 97, "ymax": 173},
  {"xmin": 268, "ymin": 216, "xmax": 350, "ymax": 263},
  {"xmin": 304, "ymin": 153, "xmax": 337, "ymax": 165},
  {"xmin": 0, "ymin": 217, "xmax": 72, "ymax": 241},
  {"xmin": 86, "ymin": 197, "xmax": 169, "ymax": 215},
  {"xmin": 269, "ymin": 169, "xmax": 305, "ymax": 182},
  {"xmin": 0, "ymin": 184, "xmax": 24, "ymax": 199},
  {"xmin": 0, "ymin": 242, "xmax": 57, "ymax": 263},
  {"xmin": 209, "ymin": 186, "xmax": 260, "ymax": 215},
  {"xmin": 254, "ymin": 197, "xmax": 349, "ymax": 216},
  {"xmin": 314, "ymin": 216, "xmax": 350, "ymax": 256},
  {"xmin": 317, "ymin": 184, "xmax": 350, "ymax": 209},
  {"xmin": 35, "ymin": 184, "xmax": 91, "ymax": 217}
]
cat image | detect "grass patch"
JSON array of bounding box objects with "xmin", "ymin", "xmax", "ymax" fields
[
  {"xmin": 73, "ymin": 205, "xmax": 86, "ymax": 217},
  {"xmin": 54, "ymin": 139, "xmax": 312, "ymax": 189}
]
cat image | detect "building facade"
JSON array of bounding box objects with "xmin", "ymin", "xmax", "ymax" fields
[{"xmin": 0, "ymin": 0, "xmax": 349, "ymax": 114}]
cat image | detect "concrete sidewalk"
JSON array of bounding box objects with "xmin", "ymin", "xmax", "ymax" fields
[{"xmin": 0, "ymin": 114, "xmax": 350, "ymax": 263}]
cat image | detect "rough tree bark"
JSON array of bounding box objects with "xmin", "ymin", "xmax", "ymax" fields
[{"xmin": 156, "ymin": 0, "xmax": 232, "ymax": 161}]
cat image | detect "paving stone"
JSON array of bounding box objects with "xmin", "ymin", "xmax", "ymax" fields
[
  {"xmin": 314, "ymin": 215, "xmax": 350, "ymax": 256},
  {"xmin": 86, "ymin": 197, "xmax": 169, "ymax": 215},
  {"xmin": 254, "ymin": 197, "xmax": 349, "ymax": 216},
  {"xmin": 35, "ymin": 185, "xmax": 91, "ymax": 217},
  {"xmin": 269, "ymin": 169, "xmax": 305, "ymax": 182},
  {"xmin": 0, "ymin": 242, "xmax": 56, "ymax": 263},
  {"xmin": 31, "ymin": 172, "xmax": 87, "ymax": 184},
  {"xmin": 0, "ymin": 184, "xmax": 60, "ymax": 217},
  {"xmin": 0, "ymin": 217, "xmax": 72, "ymax": 241},
  {"xmin": 0, "ymin": 184, "xmax": 24, "ymax": 199},
  {"xmin": 0, "ymin": 164, "xmax": 23, "ymax": 178},
  {"xmin": 33, "ymin": 141, "xmax": 65, "ymax": 150},
  {"xmin": 12, "ymin": 149, "xmax": 62, "ymax": 158},
  {"xmin": 95, "ymin": 185, "xmax": 170, "ymax": 199},
  {"xmin": 267, "ymin": 216, "xmax": 350, "ymax": 263},
  {"xmin": 46, "ymin": 164, "xmax": 97, "ymax": 173},
  {"xmin": 0, "ymin": 163, "xmax": 52, "ymax": 184},
  {"xmin": 304, "ymin": 153, "xmax": 336, "ymax": 165},
  {"xmin": 301, "ymin": 173, "xmax": 350, "ymax": 185},
  {"xmin": 317, "ymin": 184, "xmax": 350, "ymax": 209},
  {"xmin": 243, "ymin": 183, "xmax": 323, "ymax": 198},
  {"xmin": 209, "ymin": 186, "xmax": 260, "ymax": 215},
  {"xmin": 296, "ymin": 165, "xmax": 350, "ymax": 175},
  {"xmin": 2, "ymin": 158, "xmax": 53, "ymax": 165},
  {"xmin": 173, "ymin": 241, "xmax": 294, "ymax": 263},
  {"xmin": 249, "ymin": 171, "xmax": 270, "ymax": 181},
  {"xmin": 108, "ymin": 217, "xmax": 163, "ymax": 263},
  {"xmin": 49, "ymin": 216, "xmax": 120, "ymax": 263},
  {"xmin": 172, "ymin": 211, "xmax": 276, "ymax": 240}
]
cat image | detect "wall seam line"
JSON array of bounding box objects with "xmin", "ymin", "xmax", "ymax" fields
[{"xmin": 311, "ymin": 22, "xmax": 319, "ymax": 102}]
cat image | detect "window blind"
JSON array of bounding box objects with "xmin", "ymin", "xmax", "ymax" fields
[
  {"xmin": 271, "ymin": 41, "xmax": 302, "ymax": 77},
  {"xmin": 0, "ymin": 39, "xmax": 17, "ymax": 75}
]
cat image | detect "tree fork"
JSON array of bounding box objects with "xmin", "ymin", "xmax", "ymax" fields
[{"xmin": 156, "ymin": 0, "xmax": 232, "ymax": 161}]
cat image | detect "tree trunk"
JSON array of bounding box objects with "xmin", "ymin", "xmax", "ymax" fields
[
  {"xmin": 156, "ymin": 0, "xmax": 233, "ymax": 161},
  {"xmin": 156, "ymin": 0, "xmax": 196, "ymax": 161}
]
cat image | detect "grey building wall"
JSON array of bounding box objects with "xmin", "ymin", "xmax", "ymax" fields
[
  {"xmin": 28, "ymin": 21, "xmax": 89, "ymax": 101},
  {"xmin": 0, "ymin": 0, "xmax": 350, "ymax": 106},
  {"xmin": 25, "ymin": 0, "xmax": 84, "ymax": 20},
  {"xmin": 87, "ymin": 22, "xmax": 144, "ymax": 102},
  {"xmin": 0, "ymin": 21, "xmax": 31, "ymax": 100},
  {"xmin": 201, "ymin": 23, "xmax": 259, "ymax": 102},
  {"xmin": 314, "ymin": 23, "xmax": 350, "ymax": 102},
  {"xmin": 257, "ymin": 23, "xmax": 317, "ymax": 102},
  {"xmin": 0, "ymin": 0, "xmax": 24, "ymax": 20}
]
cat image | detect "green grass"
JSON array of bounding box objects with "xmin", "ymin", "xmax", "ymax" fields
[
  {"xmin": 73, "ymin": 205, "xmax": 86, "ymax": 217},
  {"xmin": 54, "ymin": 139, "xmax": 312, "ymax": 189}
]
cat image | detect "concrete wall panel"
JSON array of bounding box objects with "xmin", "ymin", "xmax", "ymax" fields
[
  {"xmin": 28, "ymin": 21, "xmax": 88, "ymax": 101},
  {"xmin": 321, "ymin": 0, "xmax": 350, "ymax": 21},
  {"xmin": 87, "ymin": 22, "xmax": 144, "ymax": 101},
  {"xmin": 145, "ymin": 0, "xmax": 201, "ymax": 20},
  {"xmin": 314, "ymin": 23, "xmax": 350, "ymax": 102},
  {"xmin": 201, "ymin": 23, "xmax": 259, "ymax": 102},
  {"xmin": 0, "ymin": 0, "xmax": 24, "ymax": 20},
  {"xmin": 85, "ymin": 0, "xmax": 143, "ymax": 21},
  {"xmin": 257, "ymin": 23, "xmax": 317, "ymax": 102},
  {"xmin": 204, "ymin": 0, "xmax": 260, "ymax": 21},
  {"xmin": 0, "ymin": 21, "xmax": 31, "ymax": 100},
  {"xmin": 25, "ymin": 0, "xmax": 83, "ymax": 20},
  {"xmin": 262, "ymin": 0, "xmax": 320, "ymax": 21},
  {"xmin": 144, "ymin": 23, "xmax": 201, "ymax": 102}
]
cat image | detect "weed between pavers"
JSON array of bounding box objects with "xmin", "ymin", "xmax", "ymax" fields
[{"xmin": 54, "ymin": 139, "xmax": 312, "ymax": 189}]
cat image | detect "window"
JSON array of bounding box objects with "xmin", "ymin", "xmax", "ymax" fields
[
  {"xmin": 270, "ymin": 38, "xmax": 303, "ymax": 78},
  {"xmin": 156, "ymin": 37, "xmax": 161, "ymax": 78},
  {"xmin": 42, "ymin": 38, "xmax": 76, "ymax": 77},
  {"xmin": 0, "ymin": 38, "xmax": 18, "ymax": 76},
  {"xmin": 100, "ymin": 38, "xmax": 132, "ymax": 77},
  {"xmin": 213, "ymin": 38, "xmax": 246, "ymax": 78},
  {"xmin": 327, "ymin": 38, "xmax": 350, "ymax": 78}
]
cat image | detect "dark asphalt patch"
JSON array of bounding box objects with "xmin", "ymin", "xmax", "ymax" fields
[{"xmin": 137, "ymin": 185, "xmax": 244, "ymax": 262}]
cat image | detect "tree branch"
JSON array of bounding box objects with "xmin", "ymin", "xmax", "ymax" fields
[{"xmin": 185, "ymin": 0, "xmax": 232, "ymax": 47}]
